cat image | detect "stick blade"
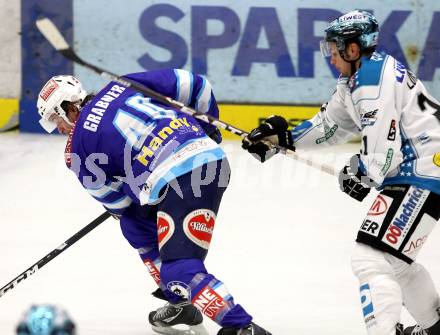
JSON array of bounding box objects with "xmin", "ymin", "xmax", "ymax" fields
[{"xmin": 36, "ymin": 18, "xmax": 70, "ymax": 51}]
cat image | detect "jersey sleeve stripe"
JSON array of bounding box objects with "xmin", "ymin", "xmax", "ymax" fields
[
  {"xmin": 102, "ymin": 194, "xmax": 133, "ymax": 210},
  {"xmin": 174, "ymin": 69, "xmax": 193, "ymax": 106},
  {"xmin": 291, "ymin": 120, "xmax": 318, "ymax": 141},
  {"xmin": 195, "ymin": 77, "xmax": 212, "ymax": 113},
  {"xmin": 86, "ymin": 181, "xmax": 123, "ymax": 199}
]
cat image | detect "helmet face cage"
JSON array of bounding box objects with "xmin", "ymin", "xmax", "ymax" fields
[
  {"xmin": 320, "ymin": 10, "xmax": 379, "ymax": 58},
  {"xmin": 37, "ymin": 75, "xmax": 87, "ymax": 133}
]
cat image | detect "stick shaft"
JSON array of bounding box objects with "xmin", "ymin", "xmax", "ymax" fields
[{"xmin": 37, "ymin": 18, "xmax": 337, "ymax": 177}]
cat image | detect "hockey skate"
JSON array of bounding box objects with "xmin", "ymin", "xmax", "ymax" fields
[
  {"xmin": 149, "ymin": 289, "xmax": 208, "ymax": 335},
  {"xmin": 217, "ymin": 322, "xmax": 272, "ymax": 335}
]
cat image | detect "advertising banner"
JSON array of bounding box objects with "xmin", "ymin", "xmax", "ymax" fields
[
  {"xmin": 74, "ymin": 0, "xmax": 440, "ymax": 104},
  {"xmin": 20, "ymin": 0, "xmax": 440, "ymax": 132}
]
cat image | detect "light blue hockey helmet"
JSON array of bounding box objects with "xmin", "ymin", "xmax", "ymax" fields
[
  {"xmin": 16, "ymin": 304, "xmax": 76, "ymax": 335},
  {"xmin": 320, "ymin": 10, "xmax": 379, "ymax": 57}
]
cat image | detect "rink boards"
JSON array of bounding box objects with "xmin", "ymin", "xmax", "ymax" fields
[{"xmin": 2, "ymin": 1, "xmax": 440, "ymax": 133}]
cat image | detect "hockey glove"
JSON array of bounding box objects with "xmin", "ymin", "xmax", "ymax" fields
[
  {"xmin": 338, "ymin": 154, "xmax": 378, "ymax": 202},
  {"xmin": 200, "ymin": 122, "xmax": 222, "ymax": 144},
  {"xmin": 242, "ymin": 115, "xmax": 295, "ymax": 162}
]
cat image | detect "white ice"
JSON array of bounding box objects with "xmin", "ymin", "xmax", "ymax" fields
[{"xmin": 1, "ymin": 133, "xmax": 439, "ymax": 335}]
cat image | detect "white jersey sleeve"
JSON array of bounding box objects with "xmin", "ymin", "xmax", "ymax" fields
[{"xmin": 292, "ymin": 77, "xmax": 359, "ymax": 150}]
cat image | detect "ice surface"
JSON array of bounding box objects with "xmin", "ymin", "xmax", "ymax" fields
[{"xmin": 1, "ymin": 133, "xmax": 439, "ymax": 334}]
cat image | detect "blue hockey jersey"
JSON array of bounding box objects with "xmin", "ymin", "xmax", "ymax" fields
[{"xmin": 65, "ymin": 69, "xmax": 225, "ymax": 214}]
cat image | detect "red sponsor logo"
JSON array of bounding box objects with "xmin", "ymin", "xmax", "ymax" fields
[
  {"xmin": 192, "ymin": 287, "xmax": 226, "ymax": 320},
  {"xmin": 183, "ymin": 209, "xmax": 216, "ymax": 249},
  {"xmin": 157, "ymin": 212, "xmax": 174, "ymax": 250},
  {"xmin": 368, "ymin": 195, "xmax": 388, "ymax": 216},
  {"xmin": 385, "ymin": 225, "xmax": 402, "ymax": 244},
  {"xmin": 144, "ymin": 259, "xmax": 161, "ymax": 284},
  {"xmin": 403, "ymin": 235, "xmax": 428, "ymax": 253},
  {"xmin": 39, "ymin": 79, "xmax": 59, "ymax": 101}
]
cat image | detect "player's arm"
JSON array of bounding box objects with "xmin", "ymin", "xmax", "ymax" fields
[
  {"xmin": 85, "ymin": 178, "xmax": 132, "ymax": 216},
  {"xmin": 171, "ymin": 69, "xmax": 221, "ymax": 142},
  {"xmin": 292, "ymin": 81, "xmax": 358, "ymax": 150},
  {"xmin": 242, "ymin": 78, "xmax": 358, "ymax": 161},
  {"xmin": 75, "ymin": 158, "xmax": 132, "ymax": 216}
]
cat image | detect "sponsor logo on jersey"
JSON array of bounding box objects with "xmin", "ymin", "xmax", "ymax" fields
[
  {"xmin": 315, "ymin": 124, "xmax": 338, "ymax": 144},
  {"xmin": 380, "ymin": 149, "xmax": 394, "ymax": 176},
  {"xmin": 183, "ymin": 209, "xmax": 216, "ymax": 249},
  {"xmin": 157, "ymin": 211, "xmax": 175, "ymax": 250},
  {"xmin": 368, "ymin": 195, "xmax": 390, "ymax": 216},
  {"xmin": 171, "ymin": 138, "xmax": 209, "ymax": 162},
  {"xmin": 402, "ymin": 213, "xmax": 436, "ymax": 259},
  {"xmin": 192, "ymin": 287, "xmax": 226, "ymax": 320},
  {"xmin": 360, "ymin": 283, "xmax": 376, "ymax": 328},
  {"xmin": 40, "ymin": 79, "xmax": 59, "ymax": 101},
  {"xmin": 362, "ymin": 194, "xmax": 393, "ymax": 237},
  {"xmin": 136, "ymin": 116, "xmax": 193, "ymax": 167},
  {"xmin": 167, "ymin": 281, "xmax": 191, "ymax": 300},
  {"xmin": 387, "ymin": 120, "xmax": 396, "ymax": 141},
  {"xmin": 395, "ymin": 61, "xmax": 406, "ymax": 83},
  {"xmin": 382, "ymin": 187, "xmax": 428, "ymax": 249},
  {"xmin": 433, "ymin": 153, "xmax": 440, "ymax": 167},
  {"xmin": 416, "ymin": 132, "xmax": 431, "ymax": 145},
  {"xmin": 360, "ymin": 219, "xmax": 381, "ymax": 237},
  {"xmin": 403, "ymin": 235, "xmax": 427, "ymax": 254},
  {"xmin": 360, "ymin": 109, "xmax": 378, "ymax": 128},
  {"xmin": 144, "ymin": 259, "xmax": 161, "ymax": 284},
  {"xmin": 406, "ymin": 70, "xmax": 417, "ymax": 89}
]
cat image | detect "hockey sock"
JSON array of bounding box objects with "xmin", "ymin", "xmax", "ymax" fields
[
  {"xmin": 160, "ymin": 258, "xmax": 252, "ymax": 327},
  {"xmin": 139, "ymin": 246, "xmax": 181, "ymax": 303}
]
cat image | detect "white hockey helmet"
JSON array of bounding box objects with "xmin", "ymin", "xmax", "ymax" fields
[{"xmin": 37, "ymin": 75, "xmax": 87, "ymax": 133}]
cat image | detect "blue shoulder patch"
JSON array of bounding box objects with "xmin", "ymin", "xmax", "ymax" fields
[
  {"xmin": 291, "ymin": 120, "xmax": 313, "ymax": 141},
  {"xmin": 350, "ymin": 53, "xmax": 386, "ymax": 92}
]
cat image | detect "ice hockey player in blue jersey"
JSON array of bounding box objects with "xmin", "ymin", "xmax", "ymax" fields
[
  {"xmin": 243, "ymin": 10, "xmax": 440, "ymax": 335},
  {"xmin": 37, "ymin": 69, "xmax": 271, "ymax": 335}
]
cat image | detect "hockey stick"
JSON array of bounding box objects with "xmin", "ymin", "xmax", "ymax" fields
[
  {"xmin": 0, "ymin": 211, "xmax": 111, "ymax": 298},
  {"xmin": 35, "ymin": 18, "xmax": 337, "ymax": 177}
]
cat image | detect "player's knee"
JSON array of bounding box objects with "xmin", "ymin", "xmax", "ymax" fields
[{"xmin": 351, "ymin": 243, "xmax": 394, "ymax": 279}]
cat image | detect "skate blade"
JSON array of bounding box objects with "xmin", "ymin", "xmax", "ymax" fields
[{"xmin": 152, "ymin": 323, "xmax": 209, "ymax": 335}]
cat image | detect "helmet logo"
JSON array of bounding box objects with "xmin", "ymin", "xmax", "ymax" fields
[
  {"xmin": 339, "ymin": 13, "xmax": 369, "ymax": 23},
  {"xmin": 39, "ymin": 79, "xmax": 59, "ymax": 101}
]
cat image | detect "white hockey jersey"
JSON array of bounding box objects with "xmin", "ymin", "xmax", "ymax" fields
[{"xmin": 292, "ymin": 52, "xmax": 440, "ymax": 195}]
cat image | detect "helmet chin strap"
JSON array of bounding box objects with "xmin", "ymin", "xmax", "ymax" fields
[
  {"xmin": 62, "ymin": 115, "xmax": 75, "ymax": 127},
  {"xmin": 339, "ymin": 50, "xmax": 362, "ymax": 77}
]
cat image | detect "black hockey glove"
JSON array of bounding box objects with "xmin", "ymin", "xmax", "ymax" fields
[
  {"xmin": 242, "ymin": 115, "xmax": 295, "ymax": 162},
  {"xmin": 338, "ymin": 154, "xmax": 378, "ymax": 202},
  {"xmin": 200, "ymin": 122, "xmax": 222, "ymax": 144}
]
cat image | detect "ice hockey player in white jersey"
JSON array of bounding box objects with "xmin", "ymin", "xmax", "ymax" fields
[{"xmin": 243, "ymin": 10, "xmax": 440, "ymax": 335}]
